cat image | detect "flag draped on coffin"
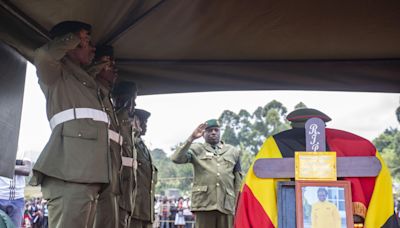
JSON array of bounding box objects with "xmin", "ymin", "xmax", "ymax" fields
[{"xmin": 234, "ymin": 128, "xmax": 397, "ymax": 228}]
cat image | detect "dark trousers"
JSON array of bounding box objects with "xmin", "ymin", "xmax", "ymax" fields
[{"xmin": 194, "ymin": 211, "xmax": 233, "ymax": 228}]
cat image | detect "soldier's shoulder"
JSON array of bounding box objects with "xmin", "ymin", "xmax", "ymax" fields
[{"xmin": 190, "ymin": 142, "xmax": 204, "ymax": 152}]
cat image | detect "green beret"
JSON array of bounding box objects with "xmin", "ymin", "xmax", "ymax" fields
[
  {"xmin": 205, "ymin": 119, "xmax": 220, "ymax": 129},
  {"xmin": 287, "ymin": 108, "xmax": 331, "ymax": 127},
  {"xmin": 50, "ymin": 21, "xmax": 91, "ymax": 39},
  {"xmin": 95, "ymin": 45, "xmax": 114, "ymax": 59},
  {"xmin": 112, "ymin": 81, "xmax": 137, "ymax": 96},
  {"xmin": 134, "ymin": 109, "xmax": 151, "ymax": 120}
]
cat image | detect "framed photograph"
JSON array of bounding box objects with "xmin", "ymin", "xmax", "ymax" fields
[{"xmin": 295, "ymin": 180, "xmax": 353, "ymax": 228}]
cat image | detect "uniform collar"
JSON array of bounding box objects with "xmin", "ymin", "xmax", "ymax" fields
[
  {"xmin": 204, "ymin": 141, "xmax": 226, "ymax": 154},
  {"xmin": 63, "ymin": 58, "xmax": 97, "ymax": 88}
]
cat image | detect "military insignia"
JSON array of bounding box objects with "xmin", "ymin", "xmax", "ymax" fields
[{"xmin": 205, "ymin": 152, "xmax": 214, "ymax": 158}]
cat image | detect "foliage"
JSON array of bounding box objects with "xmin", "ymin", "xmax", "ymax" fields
[
  {"xmin": 294, "ymin": 102, "xmax": 307, "ymax": 110},
  {"xmin": 152, "ymin": 148, "xmax": 193, "ymax": 196},
  {"xmin": 375, "ymin": 128, "xmax": 400, "ymax": 181},
  {"xmin": 218, "ymin": 100, "xmax": 290, "ymax": 157},
  {"xmin": 373, "ymin": 105, "xmax": 400, "ymax": 182}
]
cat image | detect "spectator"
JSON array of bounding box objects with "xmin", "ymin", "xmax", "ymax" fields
[
  {"xmin": 174, "ymin": 197, "xmax": 185, "ymax": 228},
  {"xmin": 0, "ymin": 158, "xmax": 31, "ymax": 227},
  {"xmin": 42, "ymin": 200, "xmax": 48, "ymax": 228},
  {"xmin": 169, "ymin": 200, "xmax": 177, "ymax": 228},
  {"xmin": 22, "ymin": 203, "xmax": 31, "ymax": 228},
  {"xmin": 159, "ymin": 197, "xmax": 170, "ymax": 228},
  {"xmin": 182, "ymin": 198, "xmax": 193, "ymax": 228}
]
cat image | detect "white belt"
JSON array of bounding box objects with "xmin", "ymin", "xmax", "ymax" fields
[
  {"xmin": 122, "ymin": 156, "xmax": 137, "ymax": 169},
  {"xmin": 49, "ymin": 108, "xmax": 109, "ymax": 130},
  {"xmin": 109, "ymin": 129, "xmax": 123, "ymax": 146}
]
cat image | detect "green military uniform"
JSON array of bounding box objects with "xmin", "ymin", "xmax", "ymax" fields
[
  {"xmin": 117, "ymin": 108, "xmax": 137, "ymax": 228},
  {"xmin": 171, "ymin": 140, "xmax": 242, "ymax": 228},
  {"xmin": 131, "ymin": 136, "xmax": 158, "ymax": 228},
  {"xmin": 94, "ymin": 83, "xmax": 123, "ymax": 228},
  {"xmin": 30, "ymin": 31, "xmax": 110, "ymax": 227}
]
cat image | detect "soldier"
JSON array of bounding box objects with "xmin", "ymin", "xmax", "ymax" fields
[
  {"xmin": 113, "ymin": 81, "xmax": 138, "ymax": 228},
  {"xmin": 92, "ymin": 45, "xmax": 123, "ymax": 228},
  {"xmin": 171, "ymin": 119, "xmax": 242, "ymax": 228},
  {"xmin": 29, "ymin": 21, "xmax": 111, "ymax": 227},
  {"xmin": 130, "ymin": 109, "xmax": 158, "ymax": 228}
]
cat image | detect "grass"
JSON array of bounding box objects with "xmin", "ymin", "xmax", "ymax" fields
[{"xmin": 24, "ymin": 186, "xmax": 42, "ymax": 199}]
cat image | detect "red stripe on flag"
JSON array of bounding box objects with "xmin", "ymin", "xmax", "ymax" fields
[
  {"xmin": 234, "ymin": 184, "xmax": 275, "ymax": 228},
  {"xmin": 326, "ymin": 129, "xmax": 376, "ymax": 206}
]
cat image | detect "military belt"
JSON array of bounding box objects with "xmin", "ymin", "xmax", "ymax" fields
[
  {"xmin": 122, "ymin": 156, "xmax": 137, "ymax": 169},
  {"xmin": 108, "ymin": 129, "xmax": 123, "ymax": 146},
  {"xmin": 49, "ymin": 108, "xmax": 109, "ymax": 130}
]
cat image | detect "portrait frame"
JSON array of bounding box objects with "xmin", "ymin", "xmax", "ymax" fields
[{"xmin": 295, "ymin": 180, "xmax": 353, "ymax": 228}]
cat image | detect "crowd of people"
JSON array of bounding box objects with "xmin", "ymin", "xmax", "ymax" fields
[
  {"xmin": 21, "ymin": 196, "xmax": 196, "ymax": 228},
  {"xmin": 21, "ymin": 198, "xmax": 48, "ymax": 228},
  {"xmin": 154, "ymin": 197, "xmax": 194, "ymax": 228}
]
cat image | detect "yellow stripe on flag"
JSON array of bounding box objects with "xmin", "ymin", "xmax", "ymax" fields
[
  {"xmin": 243, "ymin": 136, "xmax": 288, "ymax": 227},
  {"xmin": 364, "ymin": 152, "xmax": 394, "ymax": 228}
]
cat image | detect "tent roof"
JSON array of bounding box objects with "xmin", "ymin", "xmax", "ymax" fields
[{"xmin": 1, "ymin": 0, "xmax": 400, "ymax": 94}]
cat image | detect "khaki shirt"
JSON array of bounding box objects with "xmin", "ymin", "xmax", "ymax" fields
[
  {"xmin": 98, "ymin": 84, "xmax": 121, "ymax": 194},
  {"xmin": 30, "ymin": 33, "xmax": 109, "ymax": 185},
  {"xmin": 171, "ymin": 141, "xmax": 242, "ymax": 215},
  {"xmin": 117, "ymin": 108, "xmax": 136, "ymax": 213},
  {"xmin": 132, "ymin": 137, "xmax": 158, "ymax": 222}
]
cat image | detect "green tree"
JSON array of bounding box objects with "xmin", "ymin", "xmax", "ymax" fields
[
  {"xmin": 294, "ymin": 102, "xmax": 307, "ymax": 109},
  {"xmin": 373, "ymin": 125, "xmax": 400, "ymax": 181},
  {"xmin": 219, "ymin": 100, "xmax": 290, "ymax": 155}
]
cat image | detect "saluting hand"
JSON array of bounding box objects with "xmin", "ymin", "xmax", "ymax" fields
[{"xmin": 189, "ymin": 123, "xmax": 207, "ymax": 142}]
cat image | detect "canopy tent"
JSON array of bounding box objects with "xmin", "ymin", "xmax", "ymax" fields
[
  {"xmin": 1, "ymin": 0, "xmax": 400, "ymax": 178},
  {"xmin": 1, "ymin": 0, "xmax": 400, "ymax": 95}
]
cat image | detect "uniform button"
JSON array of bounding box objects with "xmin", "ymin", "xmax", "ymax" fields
[
  {"xmin": 217, "ymin": 173, "xmax": 220, "ymax": 176},
  {"xmin": 216, "ymin": 183, "xmax": 220, "ymax": 187},
  {"xmin": 82, "ymin": 81, "xmax": 87, "ymax": 86},
  {"xmin": 217, "ymin": 163, "xmax": 220, "ymax": 166},
  {"xmin": 78, "ymin": 133, "xmax": 82, "ymax": 137},
  {"xmin": 197, "ymin": 188, "xmax": 201, "ymax": 191}
]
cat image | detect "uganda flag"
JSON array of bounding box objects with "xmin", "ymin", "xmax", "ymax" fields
[{"xmin": 234, "ymin": 128, "xmax": 399, "ymax": 228}]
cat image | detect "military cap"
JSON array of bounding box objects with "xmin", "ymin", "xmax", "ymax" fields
[
  {"xmin": 49, "ymin": 21, "xmax": 91, "ymax": 39},
  {"xmin": 135, "ymin": 109, "xmax": 151, "ymax": 120},
  {"xmin": 112, "ymin": 81, "xmax": 137, "ymax": 96},
  {"xmin": 95, "ymin": 45, "xmax": 114, "ymax": 59},
  {"xmin": 287, "ymin": 108, "xmax": 331, "ymax": 128},
  {"xmin": 205, "ymin": 119, "xmax": 220, "ymax": 129}
]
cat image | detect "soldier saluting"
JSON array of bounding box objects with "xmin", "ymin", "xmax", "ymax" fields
[
  {"xmin": 113, "ymin": 81, "xmax": 138, "ymax": 227},
  {"xmin": 91, "ymin": 45, "xmax": 125, "ymax": 228},
  {"xmin": 29, "ymin": 21, "xmax": 111, "ymax": 227},
  {"xmin": 171, "ymin": 119, "xmax": 242, "ymax": 228}
]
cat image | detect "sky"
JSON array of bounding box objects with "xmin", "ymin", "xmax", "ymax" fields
[{"xmin": 17, "ymin": 63, "xmax": 400, "ymax": 160}]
